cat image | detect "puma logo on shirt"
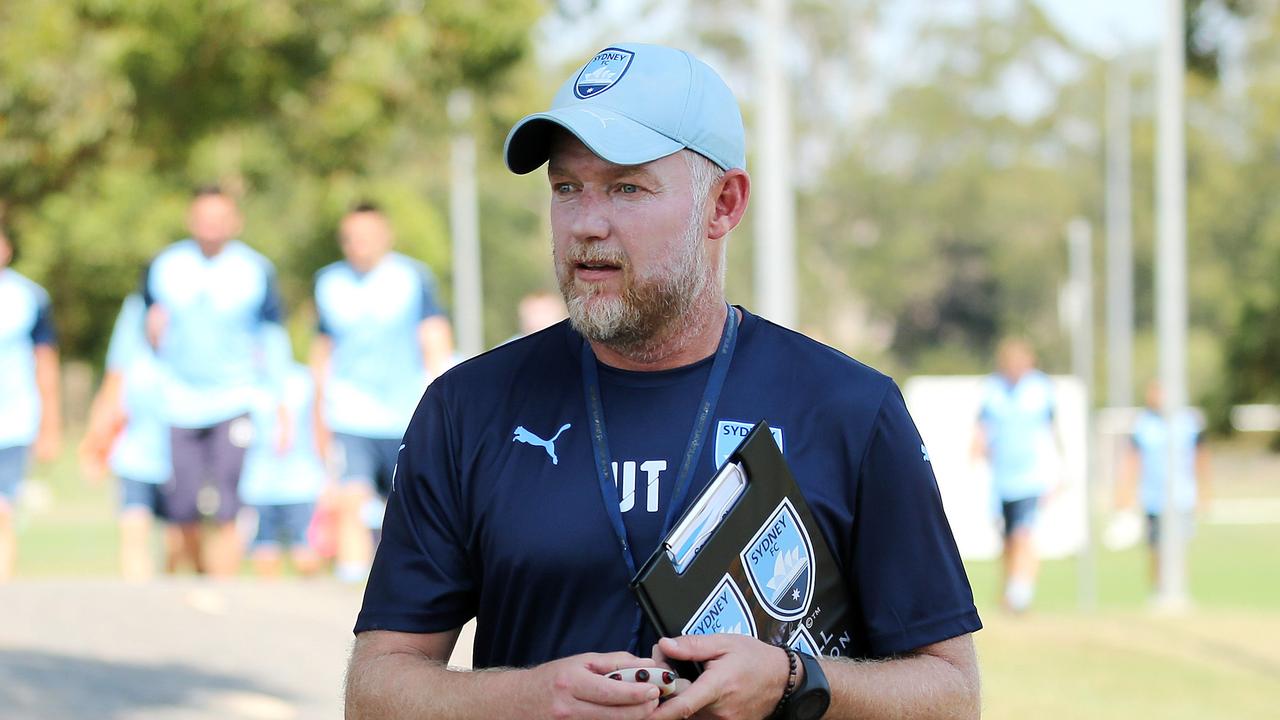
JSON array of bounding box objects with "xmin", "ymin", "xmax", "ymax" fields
[{"xmin": 513, "ymin": 423, "xmax": 572, "ymax": 465}]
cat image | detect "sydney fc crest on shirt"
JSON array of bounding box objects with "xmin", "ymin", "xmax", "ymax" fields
[
  {"xmin": 574, "ymin": 48, "xmax": 634, "ymax": 98},
  {"xmin": 714, "ymin": 420, "xmax": 784, "ymax": 468},
  {"xmin": 682, "ymin": 574, "xmax": 757, "ymax": 638},
  {"xmin": 740, "ymin": 498, "xmax": 814, "ymax": 621}
]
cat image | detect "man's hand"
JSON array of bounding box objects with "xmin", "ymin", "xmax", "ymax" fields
[
  {"xmin": 522, "ymin": 651, "xmax": 664, "ymax": 720},
  {"xmin": 33, "ymin": 426, "xmax": 62, "ymax": 462},
  {"xmin": 647, "ymin": 635, "xmax": 789, "ymax": 720},
  {"xmin": 275, "ymin": 404, "xmax": 293, "ymax": 455}
]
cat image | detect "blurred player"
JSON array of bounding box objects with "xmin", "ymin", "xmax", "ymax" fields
[
  {"xmin": 0, "ymin": 226, "xmax": 61, "ymax": 581},
  {"xmin": 972, "ymin": 338, "xmax": 1061, "ymax": 612},
  {"xmin": 240, "ymin": 357, "xmax": 326, "ymax": 578},
  {"xmin": 143, "ymin": 186, "xmax": 290, "ymax": 577},
  {"xmin": 516, "ymin": 290, "xmax": 567, "ymax": 337},
  {"xmin": 311, "ymin": 202, "xmax": 453, "ymax": 582},
  {"xmin": 1117, "ymin": 380, "xmax": 1210, "ymax": 588},
  {"xmin": 80, "ymin": 293, "xmax": 174, "ymax": 580}
]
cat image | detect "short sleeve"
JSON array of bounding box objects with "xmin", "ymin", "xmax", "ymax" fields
[
  {"xmin": 105, "ymin": 295, "xmax": 146, "ymax": 370},
  {"xmin": 976, "ymin": 380, "xmax": 994, "ymax": 424},
  {"xmin": 1042, "ymin": 375, "xmax": 1057, "ymax": 421},
  {"xmin": 140, "ymin": 262, "xmax": 156, "ymax": 307},
  {"xmin": 30, "ymin": 287, "xmax": 57, "ymax": 347},
  {"xmin": 259, "ymin": 269, "xmax": 284, "ymax": 324},
  {"xmin": 852, "ymin": 384, "xmax": 981, "ymax": 657},
  {"xmin": 313, "ymin": 275, "xmax": 333, "ymax": 337},
  {"xmin": 354, "ymin": 384, "xmax": 476, "ymax": 635},
  {"xmin": 416, "ymin": 263, "xmax": 444, "ymax": 320}
]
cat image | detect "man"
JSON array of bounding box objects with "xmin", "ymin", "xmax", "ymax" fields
[
  {"xmin": 0, "ymin": 226, "xmax": 61, "ymax": 581},
  {"xmin": 1117, "ymin": 380, "xmax": 1210, "ymax": 588},
  {"xmin": 311, "ymin": 202, "xmax": 454, "ymax": 581},
  {"xmin": 143, "ymin": 187, "xmax": 289, "ymax": 577},
  {"xmin": 972, "ymin": 337, "xmax": 1060, "ymax": 613},
  {"xmin": 347, "ymin": 44, "xmax": 981, "ymax": 720},
  {"xmin": 80, "ymin": 292, "xmax": 174, "ymax": 580}
]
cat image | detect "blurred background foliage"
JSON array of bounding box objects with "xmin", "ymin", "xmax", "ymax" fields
[{"xmin": 2, "ymin": 0, "xmax": 1278, "ymax": 433}]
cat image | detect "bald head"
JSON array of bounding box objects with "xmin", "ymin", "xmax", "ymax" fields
[
  {"xmin": 996, "ymin": 338, "xmax": 1037, "ymax": 382},
  {"xmin": 339, "ymin": 206, "xmax": 394, "ymax": 273},
  {"xmin": 187, "ymin": 192, "xmax": 242, "ymax": 258}
]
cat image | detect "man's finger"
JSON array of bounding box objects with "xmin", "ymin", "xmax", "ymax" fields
[
  {"xmin": 573, "ymin": 670, "xmax": 662, "ymax": 707},
  {"xmin": 657, "ymin": 634, "xmax": 727, "ymax": 662},
  {"xmin": 582, "ymin": 651, "xmax": 655, "ymax": 675},
  {"xmin": 646, "ymin": 676, "xmax": 719, "ymax": 720}
]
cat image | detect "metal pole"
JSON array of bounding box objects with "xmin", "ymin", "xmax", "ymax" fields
[
  {"xmin": 754, "ymin": 0, "xmax": 797, "ymax": 328},
  {"xmin": 449, "ymin": 89, "xmax": 483, "ymax": 358},
  {"xmin": 1155, "ymin": 0, "xmax": 1190, "ymax": 611},
  {"xmin": 1068, "ymin": 218, "xmax": 1096, "ymax": 611},
  {"xmin": 1105, "ymin": 56, "xmax": 1134, "ymax": 409}
]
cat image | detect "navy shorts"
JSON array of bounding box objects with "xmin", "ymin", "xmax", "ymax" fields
[
  {"xmin": 334, "ymin": 433, "xmax": 402, "ymax": 498},
  {"xmin": 0, "ymin": 445, "xmax": 30, "ymax": 502},
  {"xmin": 120, "ymin": 477, "xmax": 165, "ymax": 517},
  {"xmin": 252, "ymin": 503, "xmax": 316, "ymax": 550},
  {"xmin": 1002, "ymin": 496, "xmax": 1041, "ymax": 537},
  {"xmin": 164, "ymin": 414, "xmax": 252, "ymax": 524}
]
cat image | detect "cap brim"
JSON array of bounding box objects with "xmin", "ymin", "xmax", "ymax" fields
[{"xmin": 504, "ymin": 105, "xmax": 685, "ymax": 175}]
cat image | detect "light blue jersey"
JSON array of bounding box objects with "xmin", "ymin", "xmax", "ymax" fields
[
  {"xmin": 143, "ymin": 240, "xmax": 285, "ymax": 428},
  {"xmin": 104, "ymin": 295, "xmax": 170, "ymax": 484},
  {"xmin": 239, "ymin": 364, "xmax": 326, "ymax": 507},
  {"xmin": 1133, "ymin": 409, "xmax": 1202, "ymax": 514},
  {"xmin": 0, "ymin": 269, "xmax": 56, "ymax": 447},
  {"xmin": 978, "ymin": 370, "xmax": 1056, "ymax": 501},
  {"xmin": 314, "ymin": 253, "xmax": 442, "ymax": 438}
]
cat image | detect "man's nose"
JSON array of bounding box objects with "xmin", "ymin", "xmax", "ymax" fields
[{"xmin": 569, "ymin": 187, "xmax": 612, "ymax": 241}]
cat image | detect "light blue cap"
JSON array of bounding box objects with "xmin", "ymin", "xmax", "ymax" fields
[{"xmin": 504, "ymin": 43, "xmax": 746, "ymax": 174}]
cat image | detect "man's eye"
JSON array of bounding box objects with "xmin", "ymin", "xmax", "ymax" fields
[
  {"xmin": 618, "ymin": 184, "xmax": 639, "ymax": 194},
  {"xmin": 554, "ymin": 183, "xmax": 575, "ymax": 193}
]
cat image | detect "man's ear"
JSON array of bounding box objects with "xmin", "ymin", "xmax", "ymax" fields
[{"xmin": 707, "ymin": 170, "xmax": 750, "ymax": 241}]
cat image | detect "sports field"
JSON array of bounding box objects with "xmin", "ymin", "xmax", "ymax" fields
[{"xmin": 7, "ymin": 438, "xmax": 1280, "ymax": 719}]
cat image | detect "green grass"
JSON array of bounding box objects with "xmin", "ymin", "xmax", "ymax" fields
[
  {"xmin": 15, "ymin": 446, "xmax": 121, "ymax": 577},
  {"xmin": 964, "ymin": 521, "xmax": 1280, "ymax": 613},
  {"xmin": 966, "ymin": 521, "xmax": 1280, "ymax": 719},
  {"xmin": 975, "ymin": 610, "xmax": 1280, "ymax": 719}
]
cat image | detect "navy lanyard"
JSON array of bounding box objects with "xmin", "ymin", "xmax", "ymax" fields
[{"xmin": 580, "ymin": 304, "xmax": 739, "ymax": 650}]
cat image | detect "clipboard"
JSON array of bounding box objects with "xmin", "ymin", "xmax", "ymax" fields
[{"xmin": 630, "ymin": 422, "xmax": 857, "ymax": 678}]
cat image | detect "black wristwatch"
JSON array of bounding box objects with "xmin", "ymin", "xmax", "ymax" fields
[{"xmin": 780, "ymin": 651, "xmax": 830, "ymax": 720}]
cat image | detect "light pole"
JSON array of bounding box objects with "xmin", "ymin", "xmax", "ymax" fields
[
  {"xmin": 449, "ymin": 89, "xmax": 483, "ymax": 358},
  {"xmin": 1154, "ymin": 0, "xmax": 1190, "ymax": 611},
  {"xmin": 754, "ymin": 0, "xmax": 797, "ymax": 328}
]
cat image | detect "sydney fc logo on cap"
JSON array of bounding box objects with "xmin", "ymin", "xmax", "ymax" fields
[
  {"xmin": 740, "ymin": 498, "xmax": 815, "ymax": 621},
  {"xmin": 682, "ymin": 574, "xmax": 757, "ymax": 638},
  {"xmin": 574, "ymin": 47, "xmax": 635, "ymax": 99}
]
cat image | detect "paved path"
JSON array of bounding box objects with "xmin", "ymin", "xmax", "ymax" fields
[{"xmin": 0, "ymin": 579, "xmax": 371, "ymax": 719}]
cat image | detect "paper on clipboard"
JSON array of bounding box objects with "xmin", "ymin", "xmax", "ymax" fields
[{"xmin": 664, "ymin": 461, "xmax": 747, "ymax": 573}]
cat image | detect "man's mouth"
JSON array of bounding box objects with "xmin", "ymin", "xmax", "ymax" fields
[{"xmin": 576, "ymin": 260, "xmax": 620, "ymax": 272}]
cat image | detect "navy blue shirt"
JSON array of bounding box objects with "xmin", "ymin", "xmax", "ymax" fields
[{"xmin": 355, "ymin": 307, "xmax": 980, "ymax": 667}]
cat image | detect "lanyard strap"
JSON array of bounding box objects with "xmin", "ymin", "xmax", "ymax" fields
[{"xmin": 581, "ymin": 304, "xmax": 740, "ymax": 583}]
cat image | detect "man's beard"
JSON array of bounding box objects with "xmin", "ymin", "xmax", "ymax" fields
[{"xmin": 556, "ymin": 213, "xmax": 710, "ymax": 355}]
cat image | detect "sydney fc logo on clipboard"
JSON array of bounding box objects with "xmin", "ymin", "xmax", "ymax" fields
[
  {"xmin": 787, "ymin": 625, "xmax": 820, "ymax": 656},
  {"xmin": 682, "ymin": 574, "xmax": 757, "ymax": 638},
  {"xmin": 740, "ymin": 498, "xmax": 814, "ymax": 621}
]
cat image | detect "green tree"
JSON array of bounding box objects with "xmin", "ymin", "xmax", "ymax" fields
[{"xmin": 0, "ymin": 0, "xmax": 546, "ymax": 363}]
